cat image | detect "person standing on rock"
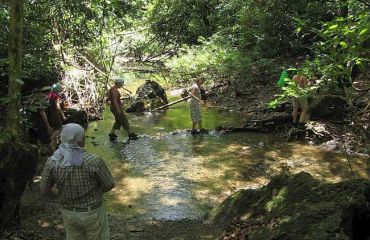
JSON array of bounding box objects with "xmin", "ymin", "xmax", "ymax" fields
[
  {"xmin": 189, "ymin": 78, "xmax": 207, "ymax": 134},
  {"xmin": 107, "ymin": 78, "xmax": 137, "ymax": 141},
  {"xmin": 40, "ymin": 123, "xmax": 115, "ymax": 240}
]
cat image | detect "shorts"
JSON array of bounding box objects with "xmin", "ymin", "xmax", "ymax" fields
[
  {"xmin": 293, "ymin": 96, "xmax": 308, "ymax": 110},
  {"xmin": 190, "ymin": 102, "xmax": 202, "ymax": 122}
]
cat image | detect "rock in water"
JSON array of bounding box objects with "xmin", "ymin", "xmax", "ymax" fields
[{"xmin": 126, "ymin": 80, "xmax": 168, "ymax": 112}]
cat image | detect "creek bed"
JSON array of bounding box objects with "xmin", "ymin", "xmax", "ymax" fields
[{"xmin": 85, "ymin": 100, "xmax": 368, "ymax": 221}]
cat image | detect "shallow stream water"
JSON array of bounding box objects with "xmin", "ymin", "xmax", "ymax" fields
[{"xmin": 85, "ymin": 97, "xmax": 368, "ymax": 221}]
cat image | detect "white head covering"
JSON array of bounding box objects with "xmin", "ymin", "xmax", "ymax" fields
[{"xmin": 51, "ymin": 123, "xmax": 85, "ymax": 167}]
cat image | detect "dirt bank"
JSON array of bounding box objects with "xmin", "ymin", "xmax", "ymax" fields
[
  {"xmin": 210, "ymin": 81, "xmax": 369, "ymax": 157},
  {"xmin": 0, "ymin": 181, "xmax": 220, "ymax": 240}
]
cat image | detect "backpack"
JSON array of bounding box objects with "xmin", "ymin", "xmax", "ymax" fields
[
  {"xmin": 277, "ymin": 68, "xmax": 298, "ymax": 88},
  {"xmin": 277, "ymin": 70, "xmax": 289, "ymax": 88}
]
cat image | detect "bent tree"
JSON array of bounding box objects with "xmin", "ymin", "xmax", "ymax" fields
[{"xmin": 0, "ymin": 0, "xmax": 37, "ymax": 228}]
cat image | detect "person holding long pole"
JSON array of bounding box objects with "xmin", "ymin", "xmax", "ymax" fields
[{"xmin": 189, "ymin": 78, "xmax": 206, "ymax": 134}]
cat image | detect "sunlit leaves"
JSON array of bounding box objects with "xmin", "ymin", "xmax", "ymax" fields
[
  {"xmin": 147, "ymin": 0, "xmax": 218, "ymax": 45},
  {"xmin": 329, "ymin": 24, "xmax": 339, "ymax": 30},
  {"xmin": 359, "ymin": 28, "xmax": 368, "ymax": 36}
]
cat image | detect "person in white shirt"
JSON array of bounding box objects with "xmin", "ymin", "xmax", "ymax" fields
[{"xmin": 189, "ymin": 78, "xmax": 206, "ymax": 134}]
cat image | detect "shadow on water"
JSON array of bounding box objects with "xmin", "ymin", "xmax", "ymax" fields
[{"xmin": 85, "ymin": 100, "xmax": 368, "ymax": 222}]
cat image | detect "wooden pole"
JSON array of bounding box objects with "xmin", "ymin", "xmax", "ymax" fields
[
  {"xmin": 152, "ymin": 95, "xmax": 191, "ymax": 111},
  {"xmin": 151, "ymin": 83, "xmax": 228, "ymax": 111}
]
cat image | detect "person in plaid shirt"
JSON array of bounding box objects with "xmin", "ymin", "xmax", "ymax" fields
[{"xmin": 40, "ymin": 123, "xmax": 115, "ymax": 240}]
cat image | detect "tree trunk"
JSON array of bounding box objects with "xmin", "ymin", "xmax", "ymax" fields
[
  {"xmin": 6, "ymin": 0, "xmax": 24, "ymax": 138},
  {"xmin": 0, "ymin": 0, "xmax": 35, "ymax": 229}
]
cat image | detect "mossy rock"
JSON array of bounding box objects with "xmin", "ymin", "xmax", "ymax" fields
[
  {"xmin": 209, "ymin": 172, "xmax": 370, "ymax": 239},
  {"xmin": 126, "ymin": 80, "xmax": 168, "ymax": 112}
]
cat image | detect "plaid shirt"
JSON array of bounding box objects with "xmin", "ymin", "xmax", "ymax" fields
[{"xmin": 40, "ymin": 152, "xmax": 115, "ymax": 209}]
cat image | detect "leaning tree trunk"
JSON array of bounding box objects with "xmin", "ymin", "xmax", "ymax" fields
[{"xmin": 0, "ymin": 0, "xmax": 37, "ymax": 229}]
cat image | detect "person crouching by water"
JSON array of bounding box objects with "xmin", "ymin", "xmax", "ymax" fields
[
  {"xmin": 40, "ymin": 123, "xmax": 115, "ymax": 240},
  {"xmin": 107, "ymin": 78, "xmax": 137, "ymax": 141},
  {"xmin": 189, "ymin": 78, "xmax": 207, "ymax": 134},
  {"xmin": 47, "ymin": 83, "xmax": 67, "ymax": 150}
]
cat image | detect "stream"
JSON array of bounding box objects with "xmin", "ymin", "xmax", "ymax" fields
[{"xmin": 85, "ymin": 96, "xmax": 368, "ymax": 222}]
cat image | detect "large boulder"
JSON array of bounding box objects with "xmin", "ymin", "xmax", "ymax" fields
[
  {"xmin": 209, "ymin": 172, "xmax": 370, "ymax": 240},
  {"xmin": 126, "ymin": 80, "xmax": 168, "ymax": 112}
]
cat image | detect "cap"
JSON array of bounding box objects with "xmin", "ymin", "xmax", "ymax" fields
[
  {"xmin": 114, "ymin": 78, "xmax": 124, "ymax": 85},
  {"xmin": 51, "ymin": 83, "xmax": 63, "ymax": 92}
]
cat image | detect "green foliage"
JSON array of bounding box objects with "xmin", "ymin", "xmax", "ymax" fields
[
  {"xmin": 1, "ymin": 0, "xmax": 368, "ymax": 110},
  {"xmin": 0, "ymin": 0, "xmax": 148, "ymax": 94},
  {"xmin": 269, "ymin": 0, "xmax": 369, "ymax": 107},
  {"xmin": 164, "ymin": 35, "xmax": 257, "ymax": 85},
  {"xmin": 312, "ymin": 10, "xmax": 370, "ymax": 84},
  {"xmin": 147, "ymin": 0, "xmax": 217, "ymax": 45},
  {"xmin": 155, "ymin": 0, "xmax": 359, "ymax": 88},
  {"xmin": 268, "ymin": 77, "xmax": 322, "ymax": 109}
]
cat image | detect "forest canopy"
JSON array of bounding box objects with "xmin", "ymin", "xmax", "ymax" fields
[{"xmin": 1, "ymin": 0, "xmax": 369, "ymax": 93}]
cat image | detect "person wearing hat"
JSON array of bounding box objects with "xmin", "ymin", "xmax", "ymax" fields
[
  {"xmin": 40, "ymin": 123, "xmax": 115, "ymax": 240},
  {"xmin": 47, "ymin": 83, "xmax": 67, "ymax": 149},
  {"xmin": 106, "ymin": 78, "xmax": 137, "ymax": 140}
]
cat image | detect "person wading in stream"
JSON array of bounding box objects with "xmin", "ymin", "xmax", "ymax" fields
[
  {"xmin": 107, "ymin": 78, "xmax": 137, "ymax": 141},
  {"xmin": 47, "ymin": 83, "xmax": 67, "ymax": 150},
  {"xmin": 189, "ymin": 78, "xmax": 207, "ymax": 134},
  {"xmin": 40, "ymin": 123, "xmax": 115, "ymax": 240}
]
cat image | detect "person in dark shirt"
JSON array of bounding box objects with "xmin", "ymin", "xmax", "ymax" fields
[
  {"xmin": 27, "ymin": 90, "xmax": 53, "ymax": 146},
  {"xmin": 106, "ymin": 78, "xmax": 137, "ymax": 140},
  {"xmin": 47, "ymin": 83, "xmax": 67, "ymax": 149}
]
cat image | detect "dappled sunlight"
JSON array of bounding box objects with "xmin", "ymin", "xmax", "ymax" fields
[
  {"xmin": 113, "ymin": 177, "xmax": 154, "ymax": 203},
  {"xmin": 106, "ymin": 176, "xmax": 154, "ymax": 216},
  {"xmin": 85, "ymin": 104, "xmax": 369, "ymax": 221},
  {"xmin": 159, "ymin": 196, "xmax": 189, "ymax": 206},
  {"xmin": 264, "ymin": 144, "xmax": 368, "ymax": 181},
  {"xmin": 36, "ymin": 219, "xmax": 64, "ymax": 232}
]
